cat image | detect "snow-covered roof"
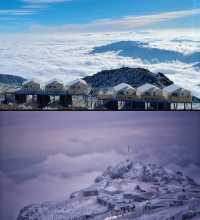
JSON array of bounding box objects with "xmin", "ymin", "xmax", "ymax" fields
[
  {"xmin": 22, "ymin": 78, "xmax": 41, "ymax": 85},
  {"xmin": 137, "ymin": 83, "xmax": 160, "ymax": 92},
  {"xmin": 67, "ymin": 79, "xmax": 87, "ymax": 87},
  {"xmin": 113, "ymin": 83, "xmax": 135, "ymax": 92},
  {"xmin": 163, "ymin": 84, "xmax": 182, "ymax": 93},
  {"xmin": 45, "ymin": 78, "xmax": 64, "ymax": 86}
]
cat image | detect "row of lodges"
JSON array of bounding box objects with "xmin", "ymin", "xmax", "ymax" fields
[
  {"xmin": 11, "ymin": 78, "xmax": 89, "ymax": 108},
  {"xmin": 20, "ymin": 79, "xmax": 192, "ymax": 102},
  {"xmin": 20, "ymin": 78, "xmax": 89, "ymax": 95},
  {"xmin": 4, "ymin": 78, "xmax": 193, "ymax": 109},
  {"xmin": 96, "ymin": 82, "xmax": 192, "ymax": 102}
]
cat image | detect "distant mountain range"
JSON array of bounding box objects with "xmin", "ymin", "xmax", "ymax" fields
[
  {"xmin": 0, "ymin": 74, "xmax": 26, "ymax": 85},
  {"xmin": 91, "ymin": 40, "xmax": 200, "ymax": 65},
  {"xmin": 17, "ymin": 159, "xmax": 200, "ymax": 220}
]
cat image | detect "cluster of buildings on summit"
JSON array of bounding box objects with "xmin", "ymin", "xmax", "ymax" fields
[
  {"xmin": 20, "ymin": 78, "xmax": 191, "ymax": 100},
  {"xmin": 21, "ymin": 78, "xmax": 88, "ymax": 95},
  {"xmin": 3, "ymin": 77, "xmax": 192, "ymax": 109}
]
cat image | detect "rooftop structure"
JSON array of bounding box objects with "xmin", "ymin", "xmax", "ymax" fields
[
  {"xmin": 1, "ymin": 76, "xmax": 195, "ymax": 110},
  {"xmin": 45, "ymin": 78, "xmax": 65, "ymax": 92},
  {"xmin": 163, "ymin": 84, "xmax": 192, "ymax": 102},
  {"xmin": 67, "ymin": 79, "xmax": 89, "ymax": 95},
  {"xmin": 136, "ymin": 83, "xmax": 162, "ymax": 100},
  {"xmin": 113, "ymin": 83, "xmax": 136, "ymax": 100},
  {"xmin": 22, "ymin": 79, "xmax": 41, "ymax": 91}
]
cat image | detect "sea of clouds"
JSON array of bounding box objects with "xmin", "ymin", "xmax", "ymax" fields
[{"xmin": 0, "ymin": 29, "xmax": 200, "ymax": 97}]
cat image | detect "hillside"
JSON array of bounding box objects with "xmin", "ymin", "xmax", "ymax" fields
[
  {"xmin": 17, "ymin": 159, "xmax": 200, "ymax": 220},
  {"xmin": 0, "ymin": 74, "xmax": 26, "ymax": 85},
  {"xmin": 1, "ymin": 69, "xmax": 200, "ymax": 104},
  {"xmin": 84, "ymin": 67, "xmax": 173, "ymax": 89}
]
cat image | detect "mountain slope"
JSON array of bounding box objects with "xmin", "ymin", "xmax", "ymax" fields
[
  {"xmin": 193, "ymin": 63, "xmax": 200, "ymax": 70},
  {"xmin": 0, "ymin": 74, "xmax": 26, "ymax": 85},
  {"xmin": 17, "ymin": 160, "xmax": 200, "ymax": 220},
  {"xmin": 84, "ymin": 67, "xmax": 173, "ymax": 89}
]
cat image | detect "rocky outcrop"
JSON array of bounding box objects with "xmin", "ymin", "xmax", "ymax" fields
[
  {"xmin": 0, "ymin": 74, "xmax": 26, "ymax": 85},
  {"xmin": 84, "ymin": 67, "xmax": 173, "ymax": 89}
]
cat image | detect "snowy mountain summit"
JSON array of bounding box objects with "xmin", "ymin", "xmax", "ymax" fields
[{"xmin": 17, "ymin": 160, "xmax": 200, "ymax": 220}]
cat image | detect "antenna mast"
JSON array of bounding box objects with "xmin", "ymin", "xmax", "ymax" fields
[{"xmin": 127, "ymin": 145, "xmax": 131, "ymax": 161}]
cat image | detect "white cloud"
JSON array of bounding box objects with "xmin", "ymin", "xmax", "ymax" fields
[
  {"xmin": 0, "ymin": 150, "xmax": 123, "ymax": 220},
  {"xmin": 0, "ymin": 2, "xmax": 47, "ymax": 20},
  {"xmin": 0, "ymin": 8, "xmax": 40, "ymax": 16},
  {"xmin": 7, "ymin": 151, "xmax": 125, "ymax": 181},
  {"xmin": 92, "ymin": 8, "xmax": 200, "ymax": 31},
  {"xmin": 0, "ymin": 170, "xmax": 100, "ymax": 220},
  {"xmin": 1, "ymin": 7, "xmax": 199, "ymax": 32},
  {"xmin": 29, "ymin": 8, "xmax": 200, "ymax": 32},
  {"xmin": 22, "ymin": 0, "xmax": 72, "ymax": 3},
  {"xmin": 40, "ymin": 151, "xmax": 124, "ymax": 175},
  {"xmin": 0, "ymin": 3, "xmax": 49, "ymax": 19},
  {"xmin": 0, "ymin": 30, "xmax": 200, "ymax": 97}
]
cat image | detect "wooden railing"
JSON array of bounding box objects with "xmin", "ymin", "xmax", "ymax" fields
[{"xmin": 167, "ymin": 95, "xmax": 192, "ymax": 103}]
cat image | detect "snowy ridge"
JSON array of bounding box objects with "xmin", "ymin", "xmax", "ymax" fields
[{"xmin": 17, "ymin": 160, "xmax": 200, "ymax": 220}]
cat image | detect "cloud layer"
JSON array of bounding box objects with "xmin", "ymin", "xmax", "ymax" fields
[
  {"xmin": 1, "ymin": 7, "xmax": 200, "ymax": 32},
  {"xmin": 29, "ymin": 9, "xmax": 200, "ymax": 32},
  {"xmin": 22, "ymin": 0, "xmax": 71, "ymax": 3},
  {"xmin": 0, "ymin": 29, "xmax": 200, "ymax": 96}
]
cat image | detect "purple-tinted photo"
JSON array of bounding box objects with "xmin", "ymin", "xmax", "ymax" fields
[{"xmin": 0, "ymin": 112, "xmax": 200, "ymax": 220}]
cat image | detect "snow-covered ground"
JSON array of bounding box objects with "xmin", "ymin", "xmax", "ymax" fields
[{"xmin": 17, "ymin": 160, "xmax": 200, "ymax": 220}]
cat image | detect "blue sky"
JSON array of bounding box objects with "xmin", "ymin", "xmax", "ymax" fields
[{"xmin": 0, "ymin": 0, "xmax": 200, "ymax": 32}]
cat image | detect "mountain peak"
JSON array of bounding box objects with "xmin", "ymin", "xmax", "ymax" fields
[
  {"xmin": 84, "ymin": 67, "xmax": 173, "ymax": 89},
  {"xmin": 18, "ymin": 160, "xmax": 200, "ymax": 220},
  {"xmin": 94, "ymin": 160, "xmax": 196, "ymax": 188}
]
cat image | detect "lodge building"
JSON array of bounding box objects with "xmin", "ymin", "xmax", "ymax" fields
[{"xmin": 2, "ymin": 78, "xmax": 194, "ymax": 110}]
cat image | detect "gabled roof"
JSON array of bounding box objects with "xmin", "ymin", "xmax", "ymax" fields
[
  {"xmin": 137, "ymin": 83, "xmax": 160, "ymax": 92},
  {"xmin": 163, "ymin": 84, "xmax": 182, "ymax": 93},
  {"xmin": 22, "ymin": 78, "xmax": 41, "ymax": 85},
  {"xmin": 67, "ymin": 79, "xmax": 87, "ymax": 87},
  {"xmin": 113, "ymin": 83, "xmax": 135, "ymax": 92},
  {"xmin": 45, "ymin": 78, "xmax": 64, "ymax": 86}
]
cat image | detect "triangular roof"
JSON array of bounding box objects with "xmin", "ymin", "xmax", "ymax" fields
[
  {"xmin": 137, "ymin": 83, "xmax": 160, "ymax": 92},
  {"xmin": 163, "ymin": 84, "xmax": 182, "ymax": 93},
  {"xmin": 113, "ymin": 83, "xmax": 135, "ymax": 92},
  {"xmin": 45, "ymin": 78, "xmax": 64, "ymax": 86},
  {"xmin": 22, "ymin": 78, "xmax": 41, "ymax": 85},
  {"xmin": 67, "ymin": 79, "xmax": 87, "ymax": 87}
]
